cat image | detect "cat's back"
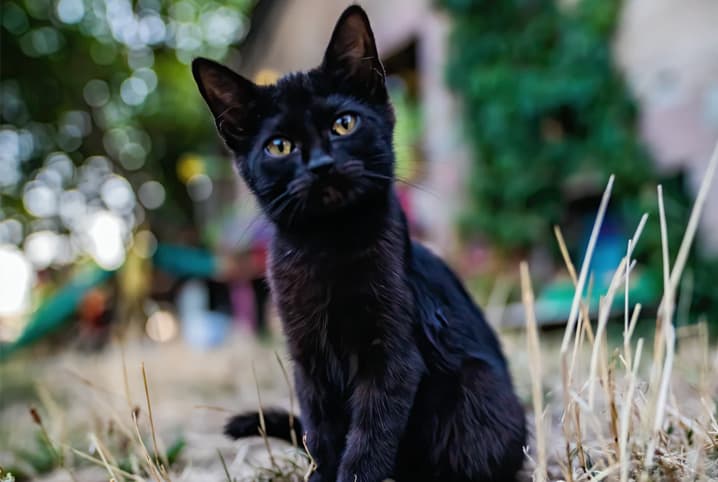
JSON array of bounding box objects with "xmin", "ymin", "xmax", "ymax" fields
[{"xmin": 400, "ymin": 241, "xmax": 527, "ymax": 481}]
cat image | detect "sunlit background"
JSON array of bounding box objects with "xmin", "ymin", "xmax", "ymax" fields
[
  {"xmin": 1, "ymin": 0, "xmax": 718, "ymax": 479},
  {"xmin": 1, "ymin": 0, "xmax": 258, "ymax": 347},
  {"xmin": 2, "ymin": 0, "xmax": 718, "ymax": 348}
]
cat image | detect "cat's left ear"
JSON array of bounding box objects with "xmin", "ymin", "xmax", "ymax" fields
[
  {"xmin": 321, "ymin": 6, "xmax": 386, "ymax": 100},
  {"xmin": 193, "ymin": 58, "xmax": 258, "ymax": 118}
]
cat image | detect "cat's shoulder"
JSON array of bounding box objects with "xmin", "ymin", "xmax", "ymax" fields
[
  {"xmin": 408, "ymin": 240, "xmax": 461, "ymax": 288},
  {"xmin": 408, "ymin": 240, "xmax": 509, "ymax": 374}
]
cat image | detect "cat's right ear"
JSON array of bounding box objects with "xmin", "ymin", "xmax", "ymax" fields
[
  {"xmin": 192, "ymin": 57, "xmax": 256, "ymax": 124},
  {"xmin": 321, "ymin": 6, "xmax": 386, "ymax": 101}
]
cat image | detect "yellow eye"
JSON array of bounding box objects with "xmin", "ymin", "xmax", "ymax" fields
[
  {"xmin": 265, "ymin": 137, "xmax": 294, "ymax": 157},
  {"xmin": 332, "ymin": 113, "xmax": 358, "ymax": 136}
]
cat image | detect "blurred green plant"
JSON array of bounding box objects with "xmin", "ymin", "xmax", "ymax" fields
[
  {"xmin": 440, "ymin": 0, "xmax": 717, "ymax": 324},
  {"xmin": 0, "ymin": 0, "xmax": 252, "ymax": 271},
  {"xmin": 390, "ymin": 80, "xmax": 423, "ymax": 180}
]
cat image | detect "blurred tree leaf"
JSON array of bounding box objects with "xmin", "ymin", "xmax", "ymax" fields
[{"xmin": 1, "ymin": 0, "xmax": 254, "ymax": 260}]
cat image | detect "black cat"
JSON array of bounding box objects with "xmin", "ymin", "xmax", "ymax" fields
[{"xmin": 192, "ymin": 6, "xmax": 526, "ymax": 482}]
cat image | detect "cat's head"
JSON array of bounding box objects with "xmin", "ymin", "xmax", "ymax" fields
[{"xmin": 192, "ymin": 6, "xmax": 395, "ymax": 229}]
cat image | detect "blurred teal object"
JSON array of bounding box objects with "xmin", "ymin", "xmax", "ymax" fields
[
  {"xmin": 0, "ymin": 245, "xmax": 218, "ymax": 359},
  {"xmin": 152, "ymin": 244, "xmax": 218, "ymax": 278},
  {"xmin": 536, "ymin": 269, "xmax": 659, "ymax": 325},
  {"xmin": 0, "ymin": 266, "xmax": 113, "ymax": 360}
]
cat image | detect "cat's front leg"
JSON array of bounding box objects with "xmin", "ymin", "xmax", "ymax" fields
[
  {"xmin": 337, "ymin": 345, "xmax": 422, "ymax": 482},
  {"xmin": 295, "ymin": 367, "xmax": 347, "ymax": 481}
]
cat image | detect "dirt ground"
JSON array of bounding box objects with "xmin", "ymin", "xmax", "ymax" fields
[{"xmin": 1, "ymin": 324, "xmax": 716, "ymax": 481}]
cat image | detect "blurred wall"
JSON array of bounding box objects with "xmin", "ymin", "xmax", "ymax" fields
[{"xmin": 616, "ymin": 0, "xmax": 718, "ymax": 254}]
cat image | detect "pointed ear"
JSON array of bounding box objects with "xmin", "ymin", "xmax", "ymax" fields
[
  {"xmin": 192, "ymin": 57, "xmax": 257, "ymax": 125},
  {"xmin": 321, "ymin": 6, "xmax": 386, "ymax": 100}
]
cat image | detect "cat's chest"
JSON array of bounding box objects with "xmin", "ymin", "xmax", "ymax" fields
[
  {"xmin": 270, "ymin": 249, "xmax": 389, "ymax": 331},
  {"xmin": 268, "ymin": 243, "xmax": 404, "ymax": 363}
]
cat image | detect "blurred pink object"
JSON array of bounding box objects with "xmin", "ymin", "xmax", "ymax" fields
[{"xmin": 231, "ymin": 280, "xmax": 256, "ymax": 331}]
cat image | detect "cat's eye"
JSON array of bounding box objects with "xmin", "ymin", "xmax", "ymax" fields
[
  {"xmin": 265, "ymin": 137, "xmax": 294, "ymax": 157},
  {"xmin": 332, "ymin": 113, "xmax": 358, "ymax": 136}
]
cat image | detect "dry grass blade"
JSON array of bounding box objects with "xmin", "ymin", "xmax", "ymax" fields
[
  {"xmin": 560, "ymin": 174, "xmax": 614, "ymax": 354},
  {"xmin": 520, "ymin": 262, "xmax": 547, "ymax": 482},
  {"xmin": 217, "ymin": 448, "xmax": 234, "ymax": 482},
  {"xmin": 619, "ymin": 338, "xmax": 644, "ymax": 482},
  {"xmin": 624, "ymin": 214, "xmax": 648, "ymax": 332},
  {"xmin": 141, "ymin": 363, "xmax": 169, "ymax": 476},
  {"xmin": 252, "ymin": 362, "xmax": 278, "ymax": 469},
  {"xmin": 643, "ymin": 185, "xmax": 678, "ymax": 471},
  {"xmin": 667, "ymin": 139, "xmax": 718, "ymax": 295},
  {"xmin": 121, "ymin": 342, "xmax": 133, "ymax": 408},
  {"xmin": 554, "ymin": 225, "xmax": 578, "ymax": 284},
  {"xmin": 302, "ymin": 433, "xmax": 318, "ymax": 482},
  {"xmin": 275, "ymin": 351, "xmax": 299, "ymax": 447},
  {"xmin": 68, "ymin": 446, "xmax": 144, "ymax": 481},
  {"xmin": 587, "ymin": 257, "xmax": 629, "ymax": 409},
  {"xmin": 556, "ymin": 175, "xmax": 614, "ymax": 482},
  {"xmin": 623, "ymin": 303, "xmax": 642, "ymax": 372},
  {"xmin": 89, "ymin": 432, "xmax": 119, "ymax": 481},
  {"xmin": 625, "ymin": 239, "xmax": 632, "ymax": 338},
  {"xmin": 130, "ymin": 409, "xmax": 166, "ymax": 482}
]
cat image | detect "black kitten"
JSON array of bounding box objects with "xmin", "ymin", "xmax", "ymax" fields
[{"xmin": 192, "ymin": 6, "xmax": 526, "ymax": 482}]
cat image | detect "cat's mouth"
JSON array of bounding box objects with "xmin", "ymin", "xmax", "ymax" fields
[
  {"xmin": 277, "ymin": 160, "xmax": 387, "ymax": 221},
  {"xmin": 320, "ymin": 186, "xmax": 347, "ymax": 206},
  {"xmin": 298, "ymin": 160, "xmax": 370, "ymax": 211},
  {"xmin": 309, "ymin": 174, "xmax": 360, "ymax": 210},
  {"xmin": 284, "ymin": 173, "xmax": 362, "ymax": 216}
]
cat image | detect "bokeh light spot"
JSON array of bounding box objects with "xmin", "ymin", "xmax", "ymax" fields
[
  {"xmin": 83, "ymin": 210, "xmax": 127, "ymax": 270},
  {"xmin": 100, "ymin": 175, "xmax": 136, "ymax": 213},
  {"xmin": 83, "ymin": 79, "xmax": 110, "ymax": 107},
  {"xmin": 24, "ymin": 230, "xmax": 60, "ymax": 269},
  {"xmin": 138, "ymin": 180, "xmax": 165, "ymax": 210},
  {"xmin": 20, "ymin": 27, "xmax": 64, "ymax": 57},
  {"xmin": 56, "ymin": 0, "xmax": 85, "ymax": 24},
  {"xmin": 187, "ymin": 173, "xmax": 213, "ymax": 201},
  {"xmin": 2, "ymin": 2, "xmax": 29, "ymax": 35},
  {"xmin": 145, "ymin": 309, "xmax": 178, "ymax": 342},
  {"xmin": 23, "ymin": 181, "xmax": 58, "ymax": 218},
  {"xmin": 120, "ymin": 76, "xmax": 149, "ymax": 105}
]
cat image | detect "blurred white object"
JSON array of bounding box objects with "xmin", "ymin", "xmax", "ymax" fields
[
  {"xmin": 84, "ymin": 210, "xmax": 127, "ymax": 270},
  {"xmin": 24, "ymin": 230, "xmax": 60, "ymax": 269},
  {"xmin": 0, "ymin": 244, "xmax": 35, "ymax": 318},
  {"xmin": 177, "ymin": 279, "xmax": 230, "ymax": 350},
  {"xmin": 145, "ymin": 309, "xmax": 179, "ymax": 343}
]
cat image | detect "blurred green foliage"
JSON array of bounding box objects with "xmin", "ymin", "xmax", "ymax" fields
[
  {"xmin": 0, "ymin": 0, "xmax": 252, "ymax": 255},
  {"xmin": 441, "ymin": 0, "xmax": 717, "ymax": 323}
]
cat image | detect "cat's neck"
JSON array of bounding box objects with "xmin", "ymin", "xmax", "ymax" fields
[{"xmin": 268, "ymin": 189, "xmax": 413, "ymax": 355}]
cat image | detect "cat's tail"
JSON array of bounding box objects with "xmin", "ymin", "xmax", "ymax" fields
[{"xmin": 224, "ymin": 409, "xmax": 303, "ymax": 444}]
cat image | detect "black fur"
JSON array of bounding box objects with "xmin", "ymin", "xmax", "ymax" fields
[
  {"xmin": 224, "ymin": 409, "xmax": 303, "ymax": 443},
  {"xmin": 193, "ymin": 6, "xmax": 526, "ymax": 482}
]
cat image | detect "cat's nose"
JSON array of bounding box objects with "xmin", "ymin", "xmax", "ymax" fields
[{"xmin": 307, "ymin": 155, "xmax": 334, "ymax": 175}]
